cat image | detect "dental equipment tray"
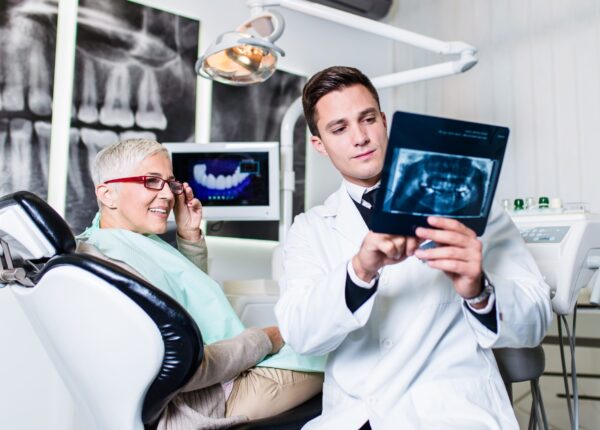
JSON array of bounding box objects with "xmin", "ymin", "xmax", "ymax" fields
[{"xmin": 371, "ymin": 111, "xmax": 509, "ymax": 237}]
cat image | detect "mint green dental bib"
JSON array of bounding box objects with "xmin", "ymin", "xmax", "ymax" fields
[{"xmin": 77, "ymin": 214, "xmax": 325, "ymax": 372}]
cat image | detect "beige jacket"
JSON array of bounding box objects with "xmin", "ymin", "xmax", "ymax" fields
[{"xmin": 77, "ymin": 235, "xmax": 272, "ymax": 429}]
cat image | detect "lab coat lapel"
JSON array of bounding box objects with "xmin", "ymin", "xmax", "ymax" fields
[{"xmin": 331, "ymin": 186, "xmax": 369, "ymax": 249}]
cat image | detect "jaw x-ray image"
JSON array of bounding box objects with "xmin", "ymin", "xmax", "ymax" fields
[
  {"xmin": 371, "ymin": 111, "xmax": 509, "ymax": 236},
  {"xmin": 383, "ymin": 149, "xmax": 494, "ymax": 218}
]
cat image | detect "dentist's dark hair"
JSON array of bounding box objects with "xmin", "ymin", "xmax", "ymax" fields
[{"xmin": 302, "ymin": 66, "xmax": 381, "ymax": 137}]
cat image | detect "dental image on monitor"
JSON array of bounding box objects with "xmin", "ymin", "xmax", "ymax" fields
[
  {"xmin": 166, "ymin": 142, "xmax": 279, "ymax": 221},
  {"xmin": 382, "ymin": 149, "xmax": 494, "ymax": 218},
  {"xmin": 173, "ymin": 152, "xmax": 269, "ymax": 207}
]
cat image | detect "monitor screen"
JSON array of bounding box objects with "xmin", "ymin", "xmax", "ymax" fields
[{"xmin": 164, "ymin": 142, "xmax": 279, "ymax": 221}]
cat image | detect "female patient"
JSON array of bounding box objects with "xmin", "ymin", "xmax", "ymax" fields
[{"xmin": 77, "ymin": 138, "xmax": 324, "ymax": 430}]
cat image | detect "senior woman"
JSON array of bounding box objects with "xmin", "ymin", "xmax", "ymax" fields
[{"xmin": 76, "ymin": 138, "xmax": 324, "ymax": 430}]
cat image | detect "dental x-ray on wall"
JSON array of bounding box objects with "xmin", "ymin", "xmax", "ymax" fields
[
  {"xmin": 0, "ymin": 0, "xmax": 57, "ymax": 200},
  {"xmin": 372, "ymin": 111, "xmax": 509, "ymax": 236},
  {"xmin": 65, "ymin": 0, "xmax": 200, "ymax": 234}
]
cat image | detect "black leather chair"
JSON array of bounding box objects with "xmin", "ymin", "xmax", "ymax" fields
[{"xmin": 0, "ymin": 191, "xmax": 321, "ymax": 430}]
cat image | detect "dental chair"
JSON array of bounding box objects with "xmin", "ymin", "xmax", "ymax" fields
[{"xmin": 0, "ymin": 191, "xmax": 321, "ymax": 430}]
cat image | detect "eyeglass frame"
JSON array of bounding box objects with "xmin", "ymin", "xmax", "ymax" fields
[{"xmin": 103, "ymin": 176, "xmax": 184, "ymax": 195}]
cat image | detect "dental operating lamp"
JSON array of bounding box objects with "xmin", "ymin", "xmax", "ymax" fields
[{"xmin": 197, "ymin": 0, "xmax": 479, "ymax": 240}]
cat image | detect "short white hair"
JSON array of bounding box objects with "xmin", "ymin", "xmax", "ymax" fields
[
  {"xmin": 91, "ymin": 138, "xmax": 168, "ymax": 186},
  {"xmin": 92, "ymin": 138, "xmax": 169, "ymax": 209}
]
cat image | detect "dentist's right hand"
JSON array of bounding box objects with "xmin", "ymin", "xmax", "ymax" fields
[{"xmin": 352, "ymin": 232, "xmax": 422, "ymax": 283}]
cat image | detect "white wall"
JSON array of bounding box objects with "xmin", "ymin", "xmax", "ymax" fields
[{"xmin": 390, "ymin": 0, "xmax": 600, "ymax": 212}]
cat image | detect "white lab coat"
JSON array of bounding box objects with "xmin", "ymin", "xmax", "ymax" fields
[{"xmin": 275, "ymin": 184, "xmax": 553, "ymax": 430}]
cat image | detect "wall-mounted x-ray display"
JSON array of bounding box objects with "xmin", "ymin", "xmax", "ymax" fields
[
  {"xmin": 65, "ymin": 0, "xmax": 200, "ymax": 234},
  {"xmin": 0, "ymin": 0, "xmax": 58, "ymax": 200},
  {"xmin": 372, "ymin": 111, "xmax": 509, "ymax": 236}
]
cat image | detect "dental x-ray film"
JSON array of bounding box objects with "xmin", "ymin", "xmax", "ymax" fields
[{"xmin": 371, "ymin": 111, "xmax": 509, "ymax": 236}]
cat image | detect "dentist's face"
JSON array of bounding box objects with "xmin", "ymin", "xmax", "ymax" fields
[
  {"xmin": 310, "ymin": 84, "xmax": 388, "ymax": 187},
  {"xmin": 110, "ymin": 152, "xmax": 176, "ymax": 235}
]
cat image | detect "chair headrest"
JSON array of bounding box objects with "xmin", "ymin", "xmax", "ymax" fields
[{"xmin": 0, "ymin": 191, "xmax": 75, "ymax": 259}]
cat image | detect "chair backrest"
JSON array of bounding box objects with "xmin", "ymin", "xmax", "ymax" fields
[{"xmin": 0, "ymin": 192, "xmax": 203, "ymax": 429}]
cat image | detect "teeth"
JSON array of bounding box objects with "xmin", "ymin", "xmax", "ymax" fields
[
  {"xmin": 33, "ymin": 121, "xmax": 52, "ymax": 181},
  {"xmin": 81, "ymin": 127, "xmax": 119, "ymax": 148},
  {"xmin": 206, "ymin": 174, "xmax": 216, "ymax": 188},
  {"xmin": 150, "ymin": 208, "xmax": 166, "ymax": 214},
  {"xmin": 0, "ymin": 120, "xmax": 8, "ymax": 194},
  {"xmin": 192, "ymin": 163, "xmax": 250, "ymax": 190},
  {"xmin": 193, "ymin": 164, "xmax": 207, "ymax": 179},
  {"xmin": 119, "ymin": 130, "xmax": 157, "ymax": 141},
  {"xmin": 2, "ymin": 46, "xmax": 25, "ymax": 112},
  {"xmin": 99, "ymin": 64, "xmax": 135, "ymax": 128},
  {"xmin": 80, "ymin": 128, "xmax": 119, "ymax": 186},
  {"xmin": 27, "ymin": 42, "xmax": 52, "ymax": 116},
  {"xmin": 135, "ymin": 69, "xmax": 167, "ymax": 130},
  {"xmin": 9, "ymin": 119, "xmax": 33, "ymax": 191},
  {"xmin": 77, "ymin": 59, "xmax": 99, "ymax": 124},
  {"xmin": 67, "ymin": 128, "xmax": 84, "ymax": 199}
]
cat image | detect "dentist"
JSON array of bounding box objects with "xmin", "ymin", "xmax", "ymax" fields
[{"xmin": 275, "ymin": 66, "xmax": 553, "ymax": 429}]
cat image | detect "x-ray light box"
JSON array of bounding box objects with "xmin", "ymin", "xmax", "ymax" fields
[{"xmin": 164, "ymin": 142, "xmax": 280, "ymax": 221}]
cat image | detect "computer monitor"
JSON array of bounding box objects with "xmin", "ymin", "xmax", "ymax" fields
[{"xmin": 164, "ymin": 142, "xmax": 280, "ymax": 221}]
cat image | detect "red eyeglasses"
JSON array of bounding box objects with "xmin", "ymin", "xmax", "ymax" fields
[{"xmin": 104, "ymin": 176, "xmax": 184, "ymax": 195}]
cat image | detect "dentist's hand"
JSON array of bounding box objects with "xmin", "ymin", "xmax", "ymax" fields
[
  {"xmin": 174, "ymin": 182, "xmax": 203, "ymax": 241},
  {"xmin": 352, "ymin": 232, "xmax": 422, "ymax": 283},
  {"xmin": 414, "ymin": 216, "xmax": 485, "ymax": 306}
]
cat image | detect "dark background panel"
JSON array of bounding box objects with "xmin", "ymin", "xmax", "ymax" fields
[{"xmin": 208, "ymin": 69, "xmax": 307, "ymax": 241}]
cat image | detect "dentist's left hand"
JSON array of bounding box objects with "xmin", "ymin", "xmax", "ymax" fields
[{"xmin": 174, "ymin": 182, "xmax": 203, "ymax": 241}]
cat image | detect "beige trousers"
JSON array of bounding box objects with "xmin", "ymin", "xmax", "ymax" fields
[{"xmin": 225, "ymin": 368, "xmax": 324, "ymax": 420}]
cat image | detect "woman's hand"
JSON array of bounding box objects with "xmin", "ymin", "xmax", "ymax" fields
[
  {"xmin": 174, "ymin": 182, "xmax": 203, "ymax": 241},
  {"xmin": 262, "ymin": 326, "xmax": 284, "ymax": 355}
]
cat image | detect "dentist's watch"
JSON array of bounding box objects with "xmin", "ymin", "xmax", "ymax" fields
[{"xmin": 465, "ymin": 274, "xmax": 494, "ymax": 306}]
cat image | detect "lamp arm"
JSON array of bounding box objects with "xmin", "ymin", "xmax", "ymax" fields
[
  {"xmin": 278, "ymin": 52, "xmax": 477, "ymax": 240},
  {"xmin": 279, "ymin": 97, "xmax": 302, "ymax": 241},
  {"xmin": 247, "ymin": 0, "xmax": 477, "ymax": 56}
]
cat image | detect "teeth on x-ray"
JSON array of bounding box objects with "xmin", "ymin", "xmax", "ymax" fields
[
  {"xmin": 388, "ymin": 151, "xmax": 487, "ymax": 217},
  {"xmin": 193, "ymin": 164, "xmax": 250, "ymax": 191},
  {"xmin": 78, "ymin": 59, "xmax": 99, "ymax": 124},
  {"xmin": 0, "ymin": 51, "xmax": 3, "ymax": 112},
  {"xmin": 3, "ymin": 47, "xmax": 25, "ymax": 112},
  {"xmin": 34, "ymin": 121, "xmax": 52, "ymax": 180},
  {"xmin": 0, "ymin": 120, "xmax": 8, "ymax": 193},
  {"xmin": 99, "ymin": 64, "xmax": 135, "ymax": 128},
  {"xmin": 28, "ymin": 42, "xmax": 52, "ymax": 116},
  {"xmin": 135, "ymin": 69, "xmax": 167, "ymax": 130},
  {"xmin": 9, "ymin": 119, "xmax": 33, "ymax": 191},
  {"xmin": 68, "ymin": 128, "xmax": 85, "ymax": 199},
  {"xmin": 81, "ymin": 127, "xmax": 119, "ymax": 189},
  {"xmin": 119, "ymin": 130, "xmax": 157, "ymax": 141}
]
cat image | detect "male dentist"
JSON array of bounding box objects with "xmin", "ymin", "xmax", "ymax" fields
[{"xmin": 275, "ymin": 66, "xmax": 552, "ymax": 429}]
